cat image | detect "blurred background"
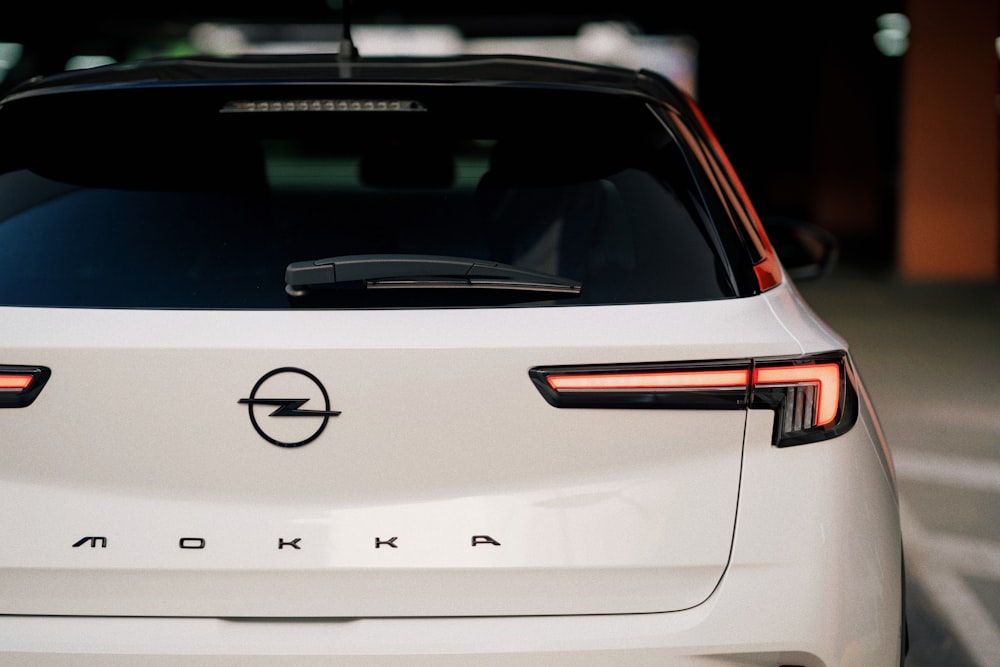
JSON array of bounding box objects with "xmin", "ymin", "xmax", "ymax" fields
[
  {"xmin": 0, "ymin": 1, "xmax": 996, "ymax": 664},
  {"xmin": 1, "ymin": 0, "xmax": 995, "ymax": 280}
]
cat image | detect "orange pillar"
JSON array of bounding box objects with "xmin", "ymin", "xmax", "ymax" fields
[{"xmin": 897, "ymin": 0, "xmax": 999, "ymax": 280}]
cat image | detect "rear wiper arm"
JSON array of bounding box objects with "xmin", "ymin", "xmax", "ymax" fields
[{"xmin": 286, "ymin": 254, "xmax": 582, "ymax": 297}]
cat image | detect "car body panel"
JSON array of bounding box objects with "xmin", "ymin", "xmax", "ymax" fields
[
  {"xmin": 0, "ymin": 387, "xmax": 903, "ymax": 665},
  {"xmin": 0, "ymin": 50, "xmax": 904, "ymax": 664},
  {"xmin": 0, "ymin": 297, "xmax": 801, "ymax": 617}
]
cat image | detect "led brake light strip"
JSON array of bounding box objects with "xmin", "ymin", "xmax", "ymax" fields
[
  {"xmin": 0, "ymin": 375, "xmax": 33, "ymax": 390},
  {"xmin": 545, "ymin": 369, "xmax": 751, "ymax": 391},
  {"xmin": 543, "ymin": 365, "xmax": 840, "ymax": 424}
]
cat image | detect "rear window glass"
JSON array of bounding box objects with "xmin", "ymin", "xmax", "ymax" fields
[{"xmin": 0, "ymin": 86, "xmax": 747, "ymax": 308}]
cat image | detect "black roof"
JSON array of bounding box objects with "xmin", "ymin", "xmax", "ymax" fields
[{"xmin": 4, "ymin": 53, "xmax": 686, "ymax": 106}]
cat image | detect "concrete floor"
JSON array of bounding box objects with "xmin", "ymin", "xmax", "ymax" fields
[{"xmin": 796, "ymin": 267, "xmax": 1000, "ymax": 667}]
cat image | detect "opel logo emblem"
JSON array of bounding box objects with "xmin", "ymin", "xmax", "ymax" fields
[{"xmin": 238, "ymin": 367, "xmax": 341, "ymax": 447}]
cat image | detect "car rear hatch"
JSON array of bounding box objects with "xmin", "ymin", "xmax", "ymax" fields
[
  {"xmin": 0, "ymin": 300, "xmax": 797, "ymax": 617},
  {"xmin": 0, "ymin": 58, "xmax": 791, "ymax": 617}
]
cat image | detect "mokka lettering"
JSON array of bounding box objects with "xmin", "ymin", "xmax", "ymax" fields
[{"xmin": 71, "ymin": 534, "xmax": 502, "ymax": 550}]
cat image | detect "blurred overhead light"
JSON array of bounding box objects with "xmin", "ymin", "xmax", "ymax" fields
[
  {"xmin": 189, "ymin": 23, "xmax": 463, "ymax": 57},
  {"xmin": 190, "ymin": 23, "xmax": 249, "ymax": 55},
  {"xmin": 65, "ymin": 55, "xmax": 117, "ymax": 70},
  {"xmin": 577, "ymin": 21, "xmax": 633, "ymax": 62},
  {"xmin": 0, "ymin": 43, "xmax": 22, "ymax": 70},
  {"xmin": 353, "ymin": 25, "xmax": 463, "ymax": 56},
  {"xmin": 874, "ymin": 13, "xmax": 909, "ymax": 57},
  {"xmin": 0, "ymin": 42, "xmax": 21, "ymax": 85}
]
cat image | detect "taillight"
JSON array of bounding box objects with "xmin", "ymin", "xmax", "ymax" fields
[
  {"xmin": 0, "ymin": 366, "xmax": 51, "ymax": 408},
  {"xmin": 751, "ymin": 355, "xmax": 857, "ymax": 446},
  {"xmin": 530, "ymin": 352, "xmax": 857, "ymax": 447}
]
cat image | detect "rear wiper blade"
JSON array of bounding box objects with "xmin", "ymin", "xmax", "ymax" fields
[{"xmin": 285, "ymin": 254, "xmax": 581, "ymax": 297}]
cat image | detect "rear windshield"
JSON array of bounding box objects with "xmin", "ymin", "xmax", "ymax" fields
[{"xmin": 0, "ymin": 85, "xmax": 750, "ymax": 308}]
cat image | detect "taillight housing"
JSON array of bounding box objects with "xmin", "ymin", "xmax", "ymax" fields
[
  {"xmin": 0, "ymin": 366, "xmax": 51, "ymax": 408},
  {"xmin": 751, "ymin": 353, "xmax": 858, "ymax": 446},
  {"xmin": 530, "ymin": 352, "xmax": 857, "ymax": 447}
]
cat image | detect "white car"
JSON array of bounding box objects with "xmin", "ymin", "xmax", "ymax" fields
[{"xmin": 0, "ymin": 46, "xmax": 905, "ymax": 665}]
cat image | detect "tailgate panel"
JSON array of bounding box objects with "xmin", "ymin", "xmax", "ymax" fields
[{"xmin": 0, "ymin": 303, "xmax": 788, "ymax": 616}]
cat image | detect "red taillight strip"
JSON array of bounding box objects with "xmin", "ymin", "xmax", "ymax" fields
[
  {"xmin": 753, "ymin": 363, "xmax": 841, "ymax": 426},
  {"xmin": 0, "ymin": 375, "xmax": 33, "ymax": 390},
  {"xmin": 546, "ymin": 369, "xmax": 750, "ymax": 391}
]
